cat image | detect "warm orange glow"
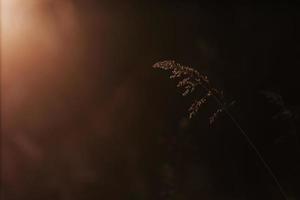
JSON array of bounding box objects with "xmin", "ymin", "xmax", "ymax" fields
[
  {"xmin": 1, "ymin": 0, "xmax": 79, "ymax": 59},
  {"xmin": 1, "ymin": 0, "xmax": 82, "ymax": 186},
  {"xmin": 1, "ymin": 0, "xmax": 80, "ymax": 113},
  {"xmin": 1, "ymin": 2, "xmax": 116, "ymax": 193},
  {"xmin": 1, "ymin": 0, "xmax": 17, "ymax": 38},
  {"xmin": 1, "ymin": 0, "xmax": 35, "ymax": 48}
]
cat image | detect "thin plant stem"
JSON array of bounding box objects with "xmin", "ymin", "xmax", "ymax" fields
[
  {"xmin": 210, "ymin": 93, "xmax": 289, "ymax": 200},
  {"xmin": 153, "ymin": 60, "xmax": 289, "ymax": 199}
]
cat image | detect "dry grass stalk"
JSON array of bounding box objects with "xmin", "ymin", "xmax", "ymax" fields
[
  {"xmin": 153, "ymin": 60, "xmax": 289, "ymax": 200},
  {"xmin": 153, "ymin": 60, "xmax": 229, "ymax": 123}
]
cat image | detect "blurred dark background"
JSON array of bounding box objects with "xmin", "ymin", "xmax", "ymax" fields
[{"xmin": 1, "ymin": 1, "xmax": 300, "ymax": 200}]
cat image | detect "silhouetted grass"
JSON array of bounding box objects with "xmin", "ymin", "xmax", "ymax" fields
[{"xmin": 153, "ymin": 60, "xmax": 289, "ymax": 200}]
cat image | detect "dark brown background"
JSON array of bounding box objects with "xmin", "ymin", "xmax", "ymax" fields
[{"xmin": 1, "ymin": 1, "xmax": 300, "ymax": 199}]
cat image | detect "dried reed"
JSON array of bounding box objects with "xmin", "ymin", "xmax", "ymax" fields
[{"xmin": 153, "ymin": 60, "xmax": 289, "ymax": 200}]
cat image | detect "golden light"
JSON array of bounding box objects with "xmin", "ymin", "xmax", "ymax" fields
[
  {"xmin": 1, "ymin": 0, "xmax": 79, "ymax": 57},
  {"xmin": 1, "ymin": 0, "xmax": 16, "ymax": 36},
  {"xmin": 1, "ymin": 0, "xmax": 83, "ymax": 186},
  {"xmin": 1, "ymin": 0, "xmax": 80, "ymax": 126},
  {"xmin": 1, "ymin": 0, "xmax": 32, "ymax": 48}
]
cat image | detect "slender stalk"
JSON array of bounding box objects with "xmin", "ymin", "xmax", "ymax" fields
[
  {"xmin": 153, "ymin": 60, "xmax": 289, "ymax": 199},
  {"xmin": 210, "ymin": 94, "xmax": 289, "ymax": 200},
  {"xmin": 224, "ymin": 110, "xmax": 288, "ymax": 200}
]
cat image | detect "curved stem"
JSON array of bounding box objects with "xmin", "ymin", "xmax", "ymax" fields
[
  {"xmin": 212, "ymin": 95, "xmax": 289, "ymax": 200},
  {"xmin": 224, "ymin": 109, "xmax": 288, "ymax": 200}
]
